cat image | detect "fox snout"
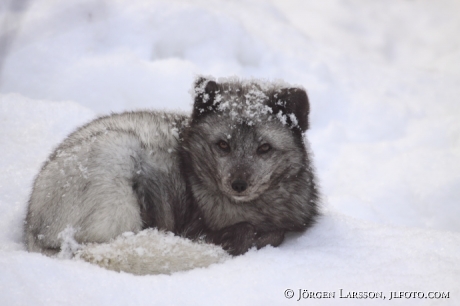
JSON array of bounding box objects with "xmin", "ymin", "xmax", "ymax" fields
[{"xmin": 231, "ymin": 179, "xmax": 248, "ymax": 193}]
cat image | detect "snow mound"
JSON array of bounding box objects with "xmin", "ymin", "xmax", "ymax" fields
[{"xmin": 75, "ymin": 229, "xmax": 229, "ymax": 275}]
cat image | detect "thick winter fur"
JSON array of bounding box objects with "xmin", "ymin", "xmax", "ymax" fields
[
  {"xmin": 25, "ymin": 76, "xmax": 319, "ymax": 262},
  {"xmin": 75, "ymin": 229, "xmax": 229, "ymax": 275}
]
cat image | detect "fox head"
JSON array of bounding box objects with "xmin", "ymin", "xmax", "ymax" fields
[{"xmin": 182, "ymin": 76, "xmax": 311, "ymax": 202}]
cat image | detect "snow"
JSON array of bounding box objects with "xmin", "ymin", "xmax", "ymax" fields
[{"xmin": 1, "ymin": 0, "xmax": 460, "ymax": 305}]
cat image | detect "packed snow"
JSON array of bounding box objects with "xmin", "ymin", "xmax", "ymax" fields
[{"xmin": 1, "ymin": 0, "xmax": 460, "ymax": 305}]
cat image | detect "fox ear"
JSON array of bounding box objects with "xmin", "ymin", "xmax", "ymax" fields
[
  {"xmin": 192, "ymin": 77, "xmax": 220, "ymax": 120},
  {"xmin": 269, "ymin": 87, "xmax": 310, "ymax": 131}
]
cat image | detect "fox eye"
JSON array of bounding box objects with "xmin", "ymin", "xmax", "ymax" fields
[
  {"xmin": 217, "ymin": 140, "xmax": 230, "ymax": 152},
  {"xmin": 257, "ymin": 143, "xmax": 272, "ymax": 154}
]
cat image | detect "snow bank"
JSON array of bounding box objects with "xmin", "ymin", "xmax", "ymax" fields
[{"xmin": 1, "ymin": 205, "xmax": 459, "ymax": 305}]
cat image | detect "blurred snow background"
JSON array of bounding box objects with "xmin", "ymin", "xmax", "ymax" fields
[{"xmin": 1, "ymin": 0, "xmax": 459, "ymax": 305}]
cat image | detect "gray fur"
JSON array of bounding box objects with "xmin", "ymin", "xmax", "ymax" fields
[
  {"xmin": 25, "ymin": 111, "xmax": 187, "ymax": 254},
  {"xmin": 25, "ymin": 76, "xmax": 319, "ymax": 257}
]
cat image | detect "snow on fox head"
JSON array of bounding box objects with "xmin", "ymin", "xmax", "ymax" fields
[{"xmin": 182, "ymin": 76, "xmax": 311, "ymax": 203}]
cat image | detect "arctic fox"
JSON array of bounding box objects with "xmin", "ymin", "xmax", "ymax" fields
[{"xmin": 25, "ymin": 76, "xmax": 319, "ymax": 258}]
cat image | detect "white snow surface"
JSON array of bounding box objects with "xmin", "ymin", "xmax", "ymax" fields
[{"xmin": 1, "ymin": 0, "xmax": 460, "ymax": 305}]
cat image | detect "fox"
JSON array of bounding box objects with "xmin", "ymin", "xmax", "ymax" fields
[{"xmin": 24, "ymin": 76, "xmax": 319, "ymax": 259}]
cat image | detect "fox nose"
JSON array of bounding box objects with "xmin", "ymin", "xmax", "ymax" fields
[{"xmin": 231, "ymin": 180, "xmax": 248, "ymax": 193}]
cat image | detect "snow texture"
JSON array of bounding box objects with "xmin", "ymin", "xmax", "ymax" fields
[{"xmin": 1, "ymin": 0, "xmax": 460, "ymax": 305}]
